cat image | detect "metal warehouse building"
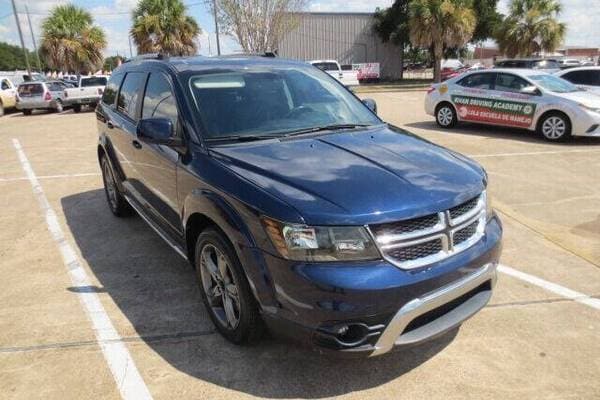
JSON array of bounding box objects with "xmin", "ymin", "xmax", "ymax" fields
[{"xmin": 278, "ymin": 12, "xmax": 404, "ymax": 80}]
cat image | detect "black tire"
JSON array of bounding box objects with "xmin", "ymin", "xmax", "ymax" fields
[
  {"xmin": 195, "ymin": 228, "xmax": 263, "ymax": 345},
  {"xmin": 22, "ymin": 109, "xmax": 32, "ymax": 116},
  {"xmin": 100, "ymin": 155, "xmax": 133, "ymax": 217},
  {"xmin": 435, "ymin": 102, "xmax": 458, "ymax": 128},
  {"xmin": 73, "ymin": 104, "xmax": 82, "ymax": 113},
  {"xmin": 54, "ymin": 100, "xmax": 63, "ymax": 113},
  {"xmin": 537, "ymin": 111, "xmax": 571, "ymax": 142}
]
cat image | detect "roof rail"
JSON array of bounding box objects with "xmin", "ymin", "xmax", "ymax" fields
[
  {"xmin": 217, "ymin": 51, "xmax": 278, "ymax": 58},
  {"xmin": 124, "ymin": 53, "xmax": 168, "ymax": 63}
]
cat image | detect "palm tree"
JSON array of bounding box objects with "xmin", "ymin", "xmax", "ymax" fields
[
  {"xmin": 40, "ymin": 4, "xmax": 106, "ymax": 73},
  {"xmin": 409, "ymin": 0, "xmax": 476, "ymax": 82},
  {"xmin": 131, "ymin": 0, "xmax": 201, "ymax": 56},
  {"xmin": 495, "ymin": 0, "xmax": 566, "ymax": 58}
]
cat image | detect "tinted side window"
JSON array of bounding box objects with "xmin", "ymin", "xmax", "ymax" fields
[
  {"xmin": 1, "ymin": 79, "xmax": 10, "ymax": 90},
  {"xmin": 495, "ymin": 73, "xmax": 531, "ymax": 93},
  {"xmin": 563, "ymin": 70, "xmax": 598, "ymax": 85},
  {"xmin": 102, "ymin": 73, "xmax": 124, "ymax": 106},
  {"xmin": 142, "ymin": 73, "xmax": 179, "ymax": 134},
  {"xmin": 117, "ymin": 72, "xmax": 146, "ymax": 120},
  {"xmin": 458, "ymin": 73, "xmax": 494, "ymax": 89}
]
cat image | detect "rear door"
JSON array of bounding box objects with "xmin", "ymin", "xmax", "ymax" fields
[
  {"xmin": 135, "ymin": 71, "xmax": 182, "ymax": 233},
  {"xmin": 17, "ymin": 83, "xmax": 45, "ymax": 108},
  {"xmin": 450, "ymin": 72, "xmax": 497, "ymax": 122}
]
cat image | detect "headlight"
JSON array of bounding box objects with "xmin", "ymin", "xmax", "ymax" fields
[
  {"xmin": 578, "ymin": 103, "xmax": 600, "ymax": 114},
  {"xmin": 262, "ymin": 217, "xmax": 380, "ymax": 262}
]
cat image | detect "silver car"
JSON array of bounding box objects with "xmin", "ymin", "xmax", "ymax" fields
[
  {"xmin": 16, "ymin": 81, "xmax": 68, "ymax": 115},
  {"xmin": 425, "ymin": 69, "xmax": 600, "ymax": 141}
]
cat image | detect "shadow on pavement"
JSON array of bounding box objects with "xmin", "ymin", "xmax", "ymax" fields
[
  {"xmin": 61, "ymin": 188, "xmax": 457, "ymax": 398},
  {"xmin": 405, "ymin": 121, "xmax": 600, "ymax": 146}
]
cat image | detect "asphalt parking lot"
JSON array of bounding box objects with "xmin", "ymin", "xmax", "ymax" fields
[{"xmin": 1, "ymin": 91, "xmax": 599, "ymax": 399}]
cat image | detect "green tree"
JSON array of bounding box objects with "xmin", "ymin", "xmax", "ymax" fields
[
  {"xmin": 131, "ymin": 0, "xmax": 201, "ymax": 56},
  {"xmin": 40, "ymin": 4, "xmax": 106, "ymax": 73},
  {"xmin": 409, "ymin": 0, "xmax": 477, "ymax": 82},
  {"xmin": 103, "ymin": 55, "xmax": 126, "ymax": 72},
  {"xmin": 373, "ymin": 0, "xmax": 411, "ymax": 78},
  {"xmin": 0, "ymin": 41, "xmax": 45, "ymax": 71},
  {"xmin": 495, "ymin": 0, "xmax": 565, "ymax": 58},
  {"xmin": 471, "ymin": 0, "xmax": 503, "ymax": 43}
]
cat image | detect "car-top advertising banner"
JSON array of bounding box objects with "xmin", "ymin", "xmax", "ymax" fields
[{"xmin": 451, "ymin": 95, "xmax": 536, "ymax": 128}]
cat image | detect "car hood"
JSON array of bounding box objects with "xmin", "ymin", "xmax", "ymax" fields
[
  {"xmin": 553, "ymin": 90, "xmax": 600, "ymax": 107},
  {"xmin": 210, "ymin": 125, "xmax": 486, "ymax": 225}
]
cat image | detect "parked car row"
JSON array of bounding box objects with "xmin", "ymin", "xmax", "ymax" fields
[{"xmin": 0, "ymin": 74, "xmax": 108, "ymax": 116}]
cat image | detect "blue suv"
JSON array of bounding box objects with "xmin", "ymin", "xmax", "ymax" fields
[{"xmin": 96, "ymin": 55, "xmax": 502, "ymax": 356}]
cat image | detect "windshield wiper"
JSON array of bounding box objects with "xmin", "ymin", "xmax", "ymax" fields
[
  {"xmin": 205, "ymin": 134, "xmax": 280, "ymax": 143},
  {"xmin": 282, "ymin": 123, "xmax": 373, "ymax": 138}
]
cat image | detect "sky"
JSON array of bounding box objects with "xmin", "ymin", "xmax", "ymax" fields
[{"xmin": 0, "ymin": 0, "xmax": 598, "ymax": 59}]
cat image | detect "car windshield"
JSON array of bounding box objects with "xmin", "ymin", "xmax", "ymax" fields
[
  {"xmin": 18, "ymin": 83, "xmax": 43, "ymax": 96},
  {"xmin": 81, "ymin": 77, "xmax": 107, "ymax": 87},
  {"xmin": 188, "ymin": 66, "xmax": 381, "ymax": 140},
  {"xmin": 529, "ymin": 74, "xmax": 579, "ymax": 93},
  {"xmin": 312, "ymin": 62, "xmax": 339, "ymax": 71}
]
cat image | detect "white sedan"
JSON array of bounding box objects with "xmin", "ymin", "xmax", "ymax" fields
[{"xmin": 425, "ymin": 68, "xmax": 600, "ymax": 141}]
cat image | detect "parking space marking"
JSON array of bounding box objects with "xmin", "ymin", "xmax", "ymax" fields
[
  {"xmin": 0, "ymin": 172, "xmax": 101, "ymax": 182},
  {"xmin": 498, "ymin": 264, "xmax": 600, "ymax": 310},
  {"xmin": 11, "ymin": 139, "xmax": 153, "ymax": 400},
  {"xmin": 469, "ymin": 148, "xmax": 600, "ymax": 158}
]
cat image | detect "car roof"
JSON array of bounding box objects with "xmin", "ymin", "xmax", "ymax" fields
[
  {"xmin": 461, "ymin": 68, "xmax": 549, "ymax": 77},
  {"xmin": 119, "ymin": 55, "xmax": 311, "ymax": 74}
]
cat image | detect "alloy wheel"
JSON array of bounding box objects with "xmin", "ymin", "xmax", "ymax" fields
[
  {"xmin": 102, "ymin": 160, "xmax": 118, "ymax": 210},
  {"xmin": 199, "ymin": 244, "xmax": 241, "ymax": 329},
  {"xmin": 542, "ymin": 116, "xmax": 566, "ymax": 140},
  {"xmin": 437, "ymin": 106, "xmax": 454, "ymax": 126}
]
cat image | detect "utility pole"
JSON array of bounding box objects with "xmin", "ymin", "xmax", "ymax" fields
[
  {"xmin": 212, "ymin": 0, "xmax": 221, "ymax": 55},
  {"xmin": 11, "ymin": 0, "xmax": 31, "ymax": 78},
  {"xmin": 128, "ymin": 36, "xmax": 133, "ymax": 58},
  {"xmin": 25, "ymin": 4, "xmax": 42, "ymax": 72}
]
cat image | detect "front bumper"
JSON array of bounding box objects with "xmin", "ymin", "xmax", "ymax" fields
[{"xmin": 246, "ymin": 215, "xmax": 502, "ymax": 356}]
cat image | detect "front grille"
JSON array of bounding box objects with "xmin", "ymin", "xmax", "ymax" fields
[
  {"xmin": 449, "ymin": 196, "xmax": 479, "ymax": 220},
  {"xmin": 370, "ymin": 214, "xmax": 439, "ymax": 237},
  {"xmin": 387, "ymin": 239, "xmax": 444, "ymax": 262},
  {"xmin": 370, "ymin": 193, "xmax": 486, "ymax": 270},
  {"xmin": 453, "ymin": 220, "xmax": 479, "ymax": 245}
]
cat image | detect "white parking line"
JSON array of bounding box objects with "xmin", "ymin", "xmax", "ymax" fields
[
  {"xmin": 498, "ymin": 264, "xmax": 600, "ymax": 310},
  {"xmin": 0, "ymin": 172, "xmax": 101, "ymax": 182},
  {"xmin": 469, "ymin": 148, "xmax": 600, "ymax": 158},
  {"xmin": 11, "ymin": 139, "xmax": 152, "ymax": 400}
]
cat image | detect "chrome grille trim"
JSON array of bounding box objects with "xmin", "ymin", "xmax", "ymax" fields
[{"xmin": 369, "ymin": 193, "xmax": 487, "ymax": 270}]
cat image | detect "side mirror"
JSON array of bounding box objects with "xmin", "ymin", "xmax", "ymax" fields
[
  {"xmin": 137, "ymin": 118, "xmax": 183, "ymax": 148},
  {"xmin": 362, "ymin": 98, "xmax": 377, "ymax": 114},
  {"xmin": 520, "ymin": 85, "xmax": 541, "ymax": 96}
]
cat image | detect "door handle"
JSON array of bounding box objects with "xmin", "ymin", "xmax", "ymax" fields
[
  {"xmin": 132, "ymin": 140, "xmax": 142, "ymax": 149},
  {"xmin": 106, "ymin": 121, "xmax": 114, "ymax": 129}
]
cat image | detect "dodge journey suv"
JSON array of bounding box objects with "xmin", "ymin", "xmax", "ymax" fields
[{"xmin": 96, "ymin": 54, "xmax": 502, "ymax": 356}]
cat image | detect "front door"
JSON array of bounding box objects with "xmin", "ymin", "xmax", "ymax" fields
[{"xmin": 135, "ymin": 72, "xmax": 182, "ymax": 234}]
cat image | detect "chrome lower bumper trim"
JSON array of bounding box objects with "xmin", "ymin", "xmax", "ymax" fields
[{"xmin": 370, "ymin": 262, "xmax": 497, "ymax": 357}]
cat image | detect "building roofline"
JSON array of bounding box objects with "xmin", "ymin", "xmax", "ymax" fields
[{"xmin": 292, "ymin": 11, "xmax": 375, "ymax": 16}]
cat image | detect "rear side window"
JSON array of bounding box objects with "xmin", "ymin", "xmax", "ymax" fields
[
  {"xmin": 102, "ymin": 73, "xmax": 124, "ymax": 106},
  {"xmin": 458, "ymin": 73, "xmax": 495, "ymax": 89},
  {"xmin": 81, "ymin": 77, "xmax": 108, "ymax": 87},
  {"xmin": 562, "ymin": 70, "xmax": 599, "ymax": 86},
  {"xmin": 1, "ymin": 79, "xmax": 11, "ymax": 90},
  {"xmin": 117, "ymin": 72, "xmax": 146, "ymax": 120},
  {"xmin": 18, "ymin": 83, "xmax": 43, "ymax": 96},
  {"xmin": 494, "ymin": 73, "xmax": 531, "ymax": 93},
  {"xmin": 142, "ymin": 73, "xmax": 179, "ymax": 134}
]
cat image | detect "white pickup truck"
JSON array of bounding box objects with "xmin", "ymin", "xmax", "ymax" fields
[
  {"xmin": 63, "ymin": 75, "xmax": 108, "ymax": 112},
  {"xmin": 309, "ymin": 60, "xmax": 359, "ymax": 86}
]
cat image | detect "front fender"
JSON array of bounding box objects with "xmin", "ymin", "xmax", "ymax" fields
[{"xmin": 182, "ymin": 189, "xmax": 278, "ymax": 308}]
